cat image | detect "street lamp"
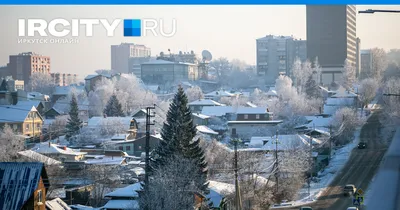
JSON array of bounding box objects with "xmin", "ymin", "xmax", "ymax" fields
[{"xmin": 359, "ymin": 9, "xmax": 400, "ymax": 14}]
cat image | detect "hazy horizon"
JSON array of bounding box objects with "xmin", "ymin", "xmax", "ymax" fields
[{"xmin": 0, "ymin": 5, "xmax": 399, "ymax": 77}]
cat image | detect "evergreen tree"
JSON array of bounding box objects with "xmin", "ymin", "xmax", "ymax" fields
[
  {"xmin": 143, "ymin": 86, "xmax": 208, "ymax": 208},
  {"xmin": 103, "ymin": 94, "xmax": 124, "ymax": 117},
  {"xmin": 66, "ymin": 94, "xmax": 82, "ymax": 139},
  {"xmin": 0, "ymin": 79, "xmax": 7, "ymax": 91},
  {"xmin": 305, "ymin": 76, "xmax": 321, "ymax": 99}
]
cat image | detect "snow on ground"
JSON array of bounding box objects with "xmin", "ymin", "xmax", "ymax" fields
[
  {"xmin": 271, "ymin": 128, "xmax": 362, "ymax": 208},
  {"xmin": 271, "ymin": 98, "xmax": 380, "ymax": 208}
]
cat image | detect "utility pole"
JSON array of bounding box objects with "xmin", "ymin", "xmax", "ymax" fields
[
  {"xmin": 275, "ymin": 130, "xmax": 279, "ymax": 193},
  {"xmin": 144, "ymin": 104, "xmax": 155, "ymax": 209},
  {"xmin": 329, "ymin": 125, "xmax": 332, "ymax": 160},
  {"xmin": 233, "ymin": 137, "xmax": 242, "ymax": 210},
  {"xmin": 308, "ymin": 124, "xmax": 315, "ymax": 197}
]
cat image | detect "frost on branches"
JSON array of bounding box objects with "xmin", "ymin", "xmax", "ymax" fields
[
  {"xmin": 358, "ymin": 78, "xmax": 378, "ymax": 108},
  {"xmin": 185, "ymin": 86, "xmax": 204, "ymax": 102},
  {"xmin": 53, "ymin": 86, "xmax": 88, "ymax": 115},
  {"xmin": 88, "ymin": 74, "xmax": 157, "ymax": 116},
  {"xmin": 383, "ymin": 78, "xmax": 400, "ymax": 121},
  {"xmin": 330, "ymin": 107, "xmax": 363, "ymax": 145},
  {"xmin": 28, "ymin": 72, "xmax": 56, "ymax": 95},
  {"xmin": 341, "ymin": 59, "xmax": 356, "ymax": 91},
  {"xmin": 0, "ymin": 124, "xmax": 25, "ymax": 161}
]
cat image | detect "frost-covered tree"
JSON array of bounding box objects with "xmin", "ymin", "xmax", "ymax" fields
[
  {"xmin": 145, "ymin": 86, "xmax": 208, "ymax": 208},
  {"xmin": 0, "ymin": 124, "xmax": 25, "ymax": 161},
  {"xmin": 104, "ymin": 94, "xmax": 124, "ymax": 117},
  {"xmin": 0, "ymin": 79, "xmax": 7, "ymax": 91},
  {"xmin": 341, "ymin": 59, "xmax": 356, "ymax": 91},
  {"xmin": 358, "ymin": 78, "xmax": 378, "ymax": 108},
  {"xmin": 383, "ymin": 78, "xmax": 400, "ymax": 121},
  {"xmin": 371, "ymin": 48, "xmax": 388, "ymax": 82},
  {"xmin": 330, "ymin": 107, "xmax": 363, "ymax": 145},
  {"xmin": 305, "ymin": 75, "xmax": 321, "ymax": 99},
  {"xmin": 292, "ymin": 58, "xmax": 313, "ymax": 93},
  {"xmin": 48, "ymin": 115, "xmax": 69, "ymax": 138},
  {"xmin": 185, "ymin": 86, "xmax": 204, "ymax": 102},
  {"xmin": 65, "ymin": 94, "xmax": 82, "ymax": 140},
  {"xmin": 313, "ymin": 57, "xmax": 322, "ymax": 85},
  {"xmin": 28, "ymin": 72, "xmax": 55, "ymax": 95}
]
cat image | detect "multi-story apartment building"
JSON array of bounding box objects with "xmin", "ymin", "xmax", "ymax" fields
[
  {"xmin": 256, "ymin": 35, "xmax": 307, "ymax": 85},
  {"xmin": 8, "ymin": 52, "xmax": 51, "ymax": 86},
  {"xmin": 306, "ymin": 5, "xmax": 358, "ymax": 85},
  {"xmin": 51, "ymin": 73, "xmax": 78, "ymax": 86},
  {"xmin": 111, "ymin": 43, "xmax": 151, "ymax": 74}
]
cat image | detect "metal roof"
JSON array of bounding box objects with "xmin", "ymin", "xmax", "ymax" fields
[{"xmin": 0, "ymin": 162, "xmax": 49, "ymax": 210}]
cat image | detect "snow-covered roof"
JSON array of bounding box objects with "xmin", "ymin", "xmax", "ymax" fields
[
  {"xmin": 201, "ymin": 106, "xmax": 269, "ymax": 117},
  {"xmin": 46, "ymin": 198, "xmax": 71, "ymax": 210},
  {"xmin": 204, "ymin": 90, "xmax": 235, "ymax": 97},
  {"xmin": 0, "ymin": 105, "xmax": 37, "ymax": 123},
  {"xmin": 47, "ymin": 188, "xmax": 66, "ymax": 199},
  {"xmin": 70, "ymin": 204, "xmax": 98, "ymax": 210},
  {"xmin": 236, "ymin": 107, "xmax": 269, "ymax": 114},
  {"xmin": 142, "ymin": 59, "xmax": 195, "ymax": 66},
  {"xmin": 87, "ymin": 117, "xmax": 134, "ymax": 130},
  {"xmin": 111, "ymin": 134, "xmax": 129, "ymax": 141},
  {"xmin": 248, "ymin": 135, "xmax": 320, "ymax": 151},
  {"xmin": 208, "ymin": 181, "xmax": 235, "ymax": 208},
  {"xmin": 304, "ymin": 116, "xmax": 332, "ymax": 128},
  {"xmin": 53, "ymin": 85, "xmax": 85, "ymax": 96},
  {"xmin": 188, "ymin": 99, "xmax": 223, "ymax": 106},
  {"xmin": 196, "ymin": 125, "xmax": 218, "ymax": 135},
  {"xmin": 266, "ymin": 90, "xmax": 278, "ymax": 96},
  {"xmin": 192, "ymin": 113, "xmax": 211, "ymax": 119},
  {"xmin": 330, "ymin": 88, "xmax": 358, "ymax": 98},
  {"xmin": 181, "ymin": 81, "xmax": 193, "ymax": 87},
  {"xmin": 18, "ymin": 150, "xmax": 62, "ymax": 165},
  {"xmin": 102, "ymin": 200, "xmax": 139, "ymax": 210},
  {"xmin": 84, "ymin": 157, "xmax": 126, "ymax": 165},
  {"xmin": 323, "ymin": 105, "xmax": 340, "ymax": 115},
  {"xmin": 227, "ymin": 120, "xmax": 282, "ymax": 125},
  {"xmin": 105, "ymin": 183, "xmax": 142, "ymax": 198},
  {"xmin": 0, "ymin": 162, "xmax": 47, "ymax": 210},
  {"xmin": 326, "ymin": 97, "xmax": 355, "ymax": 106},
  {"xmin": 15, "ymin": 100, "xmax": 43, "ymax": 109},
  {"xmin": 146, "ymin": 85, "xmax": 160, "ymax": 92},
  {"xmin": 84, "ymin": 74, "xmax": 112, "ymax": 80},
  {"xmin": 130, "ymin": 167, "xmax": 145, "ymax": 176},
  {"xmin": 246, "ymin": 102, "xmax": 257, "ymax": 108},
  {"xmin": 31, "ymin": 142, "xmax": 87, "ymax": 156}
]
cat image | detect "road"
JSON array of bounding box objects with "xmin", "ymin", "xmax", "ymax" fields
[{"xmin": 280, "ymin": 111, "xmax": 388, "ymax": 210}]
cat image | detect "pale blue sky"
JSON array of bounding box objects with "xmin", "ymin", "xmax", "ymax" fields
[{"xmin": 0, "ymin": 5, "xmax": 399, "ymax": 76}]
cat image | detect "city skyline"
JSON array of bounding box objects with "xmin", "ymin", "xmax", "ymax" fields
[{"xmin": 0, "ymin": 5, "xmax": 399, "ymax": 76}]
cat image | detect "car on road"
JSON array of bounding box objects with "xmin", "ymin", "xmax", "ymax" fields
[
  {"xmin": 299, "ymin": 207, "xmax": 312, "ymax": 210},
  {"xmin": 358, "ymin": 142, "xmax": 367, "ymax": 149},
  {"xmin": 347, "ymin": 207, "xmax": 359, "ymax": 210},
  {"xmin": 343, "ymin": 184, "xmax": 357, "ymax": 196}
]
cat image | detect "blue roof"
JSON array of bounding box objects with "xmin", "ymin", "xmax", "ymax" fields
[{"xmin": 0, "ymin": 162, "xmax": 49, "ymax": 210}]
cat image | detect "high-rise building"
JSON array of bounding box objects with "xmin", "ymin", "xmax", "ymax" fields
[
  {"xmin": 256, "ymin": 35, "xmax": 307, "ymax": 85},
  {"xmin": 111, "ymin": 43, "xmax": 151, "ymax": 74},
  {"xmin": 360, "ymin": 49, "xmax": 372, "ymax": 79},
  {"xmin": 8, "ymin": 52, "xmax": 51, "ymax": 86},
  {"xmin": 356, "ymin": 38, "xmax": 361, "ymax": 78},
  {"xmin": 306, "ymin": 5, "xmax": 357, "ymax": 84}
]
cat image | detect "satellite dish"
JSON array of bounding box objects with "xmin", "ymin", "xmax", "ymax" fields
[{"xmin": 202, "ymin": 50, "xmax": 213, "ymax": 62}]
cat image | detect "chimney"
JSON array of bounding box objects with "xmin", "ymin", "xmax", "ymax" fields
[
  {"xmin": 48, "ymin": 141, "xmax": 51, "ymax": 148},
  {"xmin": 63, "ymin": 146, "xmax": 67, "ymax": 150},
  {"xmin": 103, "ymin": 114, "xmax": 107, "ymax": 118},
  {"xmin": 319, "ymin": 107, "xmax": 322, "ymax": 114}
]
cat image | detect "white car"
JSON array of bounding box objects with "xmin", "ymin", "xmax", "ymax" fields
[{"xmin": 347, "ymin": 207, "xmax": 358, "ymax": 210}]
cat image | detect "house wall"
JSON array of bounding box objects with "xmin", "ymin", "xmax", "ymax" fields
[
  {"xmin": 229, "ymin": 124, "xmax": 278, "ymax": 141},
  {"xmin": 192, "ymin": 117, "xmax": 208, "ymax": 126},
  {"xmin": 115, "ymin": 142, "xmax": 135, "ymax": 156},
  {"xmin": 22, "ymin": 111, "xmax": 43, "ymax": 137},
  {"xmin": 23, "ymin": 176, "xmax": 46, "ymax": 210},
  {"xmin": 132, "ymin": 136, "xmax": 161, "ymax": 157},
  {"xmin": 236, "ymin": 113, "xmax": 271, "ymax": 121}
]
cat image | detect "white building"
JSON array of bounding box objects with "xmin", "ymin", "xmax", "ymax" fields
[{"xmin": 111, "ymin": 43, "xmax": 151, "ymax": 74}]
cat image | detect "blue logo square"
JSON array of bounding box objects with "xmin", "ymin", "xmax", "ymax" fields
[{"xmin": 124, "ymin": 19, "xmax": 141, "ymax": 37}]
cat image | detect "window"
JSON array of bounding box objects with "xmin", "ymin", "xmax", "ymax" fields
[
  {"xmin": 126, "ymin": 146, "xmax": 131, "ymax": 151},
  {"xmin": 256, "ymin": 114, "xmax": 260, "ymax": 119},
  {"xmin": 119, "ymin": 146, "xmax": 123, "ymax": 151},
  {"xmin": 139, "ymin": 146, "xmax": 142, "ymax": 150},
  {"xmin": 25, "ymin": 124, "xmax": 30, "ymax": 130},
  {"xmin": 244, "ymin": 114, "xmax": 248, "ymax": 120},
  {"xmin": 37, "ymin": 190, "xmax": 43, "ymax": 203}
]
